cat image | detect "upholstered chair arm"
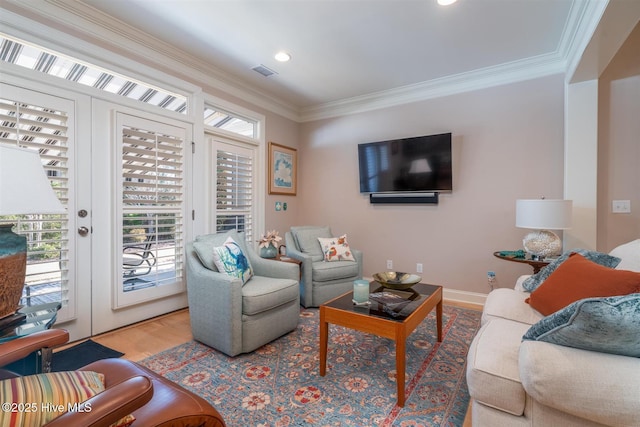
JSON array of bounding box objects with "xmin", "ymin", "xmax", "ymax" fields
[
  {"xmin": 246, "ymin": 247, "xmax": 299, "ymax": 281},
  {"xmin": 284, "ymin": 232, "xmax": 314, "ymax": 305},
  {"xmin": 352, "ymin": 248, "xmax": 364, "ymax": 278},
  {"xmin": 0, "ymin": 329, "xmax": 69, "ymax": 367},
  {"xmin": 45, "ymin": 376, "xmax": 153, "ymax": 427},
  {"xmin": 514, "ymin": 275, "xmax": 532, "ymax": 292},
  {"xmin": 185, "ymin": 243, "xmax": 244, "ymax": 356}
]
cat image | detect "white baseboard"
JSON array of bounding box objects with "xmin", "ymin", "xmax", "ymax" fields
[
  {"xmin": 442, "ymin": 288, "xmax": 487, "ymax": 307},
  {"xmin": 363, "ymin": 277, "xmax": 487, "ymax": 307}
]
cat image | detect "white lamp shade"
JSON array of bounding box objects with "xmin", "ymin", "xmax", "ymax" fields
[
  {"xmin": 0, "ymin": 145, "xmax": 66, "ymax": 215},
  {"xmin": 516, "ymin": 199, "xmax": 572, "ymax": 230}
]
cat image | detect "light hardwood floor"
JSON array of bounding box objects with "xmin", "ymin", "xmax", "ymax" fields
[{"xmin": 59, "ymin": 300, "xmax": 479, "ymax": 426}]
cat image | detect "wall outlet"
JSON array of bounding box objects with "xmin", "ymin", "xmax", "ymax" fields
[
  {"xmin": 612, "ymin": 200, "xmax": 631, "ymax": 213},
  {"xmin": 487, "ymin": 271, "xmax": 496, "ymax": 290},
  {"xmin": 416, "ymin": 263, "xmax": 423, "ymax": 273},
  {"xmin": 386, "ymin": 259, "xmax": 393, "ymax": 270}
]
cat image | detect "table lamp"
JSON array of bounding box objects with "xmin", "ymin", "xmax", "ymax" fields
[
  {"xmin": 0, "ymin": 145, "xmax": 66, "ymax": 318},
  {"xmin": 516, "ymin": 198, "xmax": 572, "ymax": 260}
]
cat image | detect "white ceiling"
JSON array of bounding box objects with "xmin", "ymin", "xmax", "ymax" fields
[{"xmin": 76, "ymin": 0, "xmax": 588, "ymax": 115}]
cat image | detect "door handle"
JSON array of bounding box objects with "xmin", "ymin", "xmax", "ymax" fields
[{"xmin": 78, "ymin": 226, "xmax": 90, "ymax": 236}]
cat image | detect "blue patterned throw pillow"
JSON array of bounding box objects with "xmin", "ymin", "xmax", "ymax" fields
[
  {"xmin": 522, "ymin": 249, "xmax": 621, "ymax": 292},
  {"xmin": 212, "ymin": 236, "xmax": 253, "ymax": 284},
  {"xmin": 523, "ymin": 293, "xmax": 640, "ymax": 357}
]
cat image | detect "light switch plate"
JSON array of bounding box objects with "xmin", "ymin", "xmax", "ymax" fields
[{"xmin": 612, "ymin": 200, "xmax": 631, "ymax": 213}]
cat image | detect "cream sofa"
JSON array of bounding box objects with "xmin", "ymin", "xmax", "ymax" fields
[{"xmin": 466, "ymin": 240, "xmax": 640, "ymax": 427}]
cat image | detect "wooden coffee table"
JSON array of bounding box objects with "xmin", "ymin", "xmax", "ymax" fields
[{"xmin": 319, "ymin": 282, "xmax": 443, "ymax": 407}]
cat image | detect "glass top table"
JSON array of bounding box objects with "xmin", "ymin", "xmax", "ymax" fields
[
  {"xmin": 319, "ymin": 281, "xmax": 443, "ymax": 407},
  {"xmin": 326, "ymin": 282, "xmax": 442, "ymax": 321},
  {"xmin": 0, "ymin": 302, "xmax": 62, "ymax": 344}
]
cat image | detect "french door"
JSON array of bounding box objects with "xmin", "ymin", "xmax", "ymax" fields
[
  {"xmin": 0, "ymin": 83, "xmax": 92, "ymax": 340},
  {"xmin": 90, "ymin": 102, "xmax": 190, "ymax": 335},
  {"xmin": 1, "ymin": 83, "xmax": 191, "ymax": 340}
]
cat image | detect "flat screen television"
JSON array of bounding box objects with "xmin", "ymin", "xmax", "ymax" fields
[{"xmin": 358, "ymin": 132, "xmax": 452, "ymax": 194}]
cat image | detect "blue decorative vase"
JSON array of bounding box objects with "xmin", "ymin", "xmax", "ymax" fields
[
  {"xmin": 0, "ymin": 223, "xmax": 27, "ymax": 318},
  {"xmin": 260, "ymin": 244, "xmax": 278, "ymax": 259}
]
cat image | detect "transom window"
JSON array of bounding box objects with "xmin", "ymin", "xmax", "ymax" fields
[
  {"xmin": 204, "ymin": 105, "xmax": 257, "ymax": 138},
  {"xmin": 0, "ymin": 34, "xmax": 187, "ymax": 114}
]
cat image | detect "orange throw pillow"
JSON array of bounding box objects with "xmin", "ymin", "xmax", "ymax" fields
[{"xmin": 526, "ymin": 253, "xmax": 640, "ymax": 316}]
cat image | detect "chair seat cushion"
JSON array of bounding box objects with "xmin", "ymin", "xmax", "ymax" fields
[
  {"xmin": 242, "ymin": 276, "xmax": 299, "ymax": 315},
  {"xmin": 467, "ymin": 318, "xmax": 530, "ymax": 416},
  {"xmin": 312, "ymin": 260, "xmax": 359, "ymax": 282}
]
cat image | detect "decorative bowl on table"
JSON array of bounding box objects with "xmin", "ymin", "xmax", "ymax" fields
[{"xmin": 372, "ymin": 272, "xmax": 422, "ymax": 290}]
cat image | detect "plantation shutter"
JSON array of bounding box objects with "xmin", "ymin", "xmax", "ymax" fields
[
  {"xmin": 215, "ymin": 144, "xmax": 253, "ymax": 243},
  {"xmin": 0, "ymin": 99, "xmax": 69, "ymax": 308},
  {"xmin": 120, "ymin": 122, "xmax": 184, "ymax": 294}
]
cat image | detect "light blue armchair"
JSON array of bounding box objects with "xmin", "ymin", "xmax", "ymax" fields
[
  {"xmin": 186, "ymin": 230, "xmax": 300, "ymax": 357},
  {"xmin": 285, "ymin": 226, "xmax": 363, "ymax": 307}
]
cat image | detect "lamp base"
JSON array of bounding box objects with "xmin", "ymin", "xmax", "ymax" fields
[
  {"xmin": 0, "ymin": 224, "xmax": 27, "ymax": 318},
  {"xmin": 522, "ymin": 229, "xmax": 562, "ymax": 260}
]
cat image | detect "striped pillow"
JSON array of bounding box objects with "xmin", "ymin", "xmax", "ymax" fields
[{"xmin": 0, "ymin": 371, "xmax": 134, "ymax": 427}]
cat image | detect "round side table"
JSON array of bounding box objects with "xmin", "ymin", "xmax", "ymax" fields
[{"xmin": 492, "ymin": 251, "xmax": 550, "ymax": 274}]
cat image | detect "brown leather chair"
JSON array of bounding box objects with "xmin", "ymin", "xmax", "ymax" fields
[{"xmin": 0, "ymin": 329, "xmax": 226, "ymax": 427}]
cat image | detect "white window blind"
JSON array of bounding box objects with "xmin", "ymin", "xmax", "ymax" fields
[
  {"xmin": 0, "ymin": 99, "xmax": 69, "ymax": 307},
  {"xmin": 121, "ymin": 124, "xmax": 184, "ymax": 293},
  {"xmin": 216, "ymin": 146, "xmax": 253, "ymax": 242}
]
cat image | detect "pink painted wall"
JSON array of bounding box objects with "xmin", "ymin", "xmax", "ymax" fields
[
  {"xmin": 296, "ymin": 75, "xmax": 566, "ymax": 294},
  {"xmin": 597, "ymin": 22, "xmax": 640, "ymax": 251}
]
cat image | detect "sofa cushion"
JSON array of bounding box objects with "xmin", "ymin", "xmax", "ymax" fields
[
  {"xmin": 523, "ymin": 293, "xmax": 640, "ymax": 357},
  {"xmin": 481, "ymin": 288, "xmax": 543, "ymax": 326},
  {"xmin": 311, "ymin": 260, "xmax": 360, "ymax": 282},
  {"xmin": 291, "ymin": 226, "xmax": 332, "ymax": 262},
  {"xmin": 522, "ymin": 249, "xmax": 621, "ymax": 292},
  {"xmin": 520, "ymin": 340, "xmax": 640, "ymax": 427},
  {"xmin": 241, "ymin": 276, "xmax": 298, "ymax": 316},
  {"xmin": 466, "ymin": 318, "xmax": 531, "ymax": 416},
  {"xmin": 609, "ymin": 239, "xmax": 640, "ymax": 272},
  {"xmin": 317, "ymin": 234, "xmax": 356, "ymax": 262},
  {"xmin": 526, "ymin": 253, "xmax": 640, "ymax": 315}
]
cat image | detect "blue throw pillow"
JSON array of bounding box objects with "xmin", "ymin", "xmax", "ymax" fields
[
  {"xmin": 522, "ymin": 249, "xmax": 621, "ymax": 292},
  {"xmin": 522, "ymin": 293, "xmax": 640, "ymax": 357},
  {"xmin": 212, "ymin": 236, "xmax": 253, "ymax": 284}
]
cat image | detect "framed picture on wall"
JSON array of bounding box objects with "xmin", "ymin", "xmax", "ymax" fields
[{"xmin": 268, "ymin": 142, "xmax": 297, "ymax": 195}]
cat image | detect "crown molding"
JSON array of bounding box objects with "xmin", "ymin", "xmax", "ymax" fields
[
  {"xmin": 2, "ymin": 0, "xmax": 605, "ymax": 124},
  {"xmin": 298, "ymin": 0, "xmax": 601, "ymax": 122},
  {"xmin": 1, "ymin": 0, "xmax": 301, "ymax": 121},
  {"xmin": 299, "ymin": 53, "xmax": 567, "ymax": 122},
  {"xmin": 562, "ymin": 0, "xmax": 609, "ymax": 84}
]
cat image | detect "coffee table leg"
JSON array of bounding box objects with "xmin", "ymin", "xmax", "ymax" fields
[
  {"xmin": 396, "ymin": 331, "xmax": 406, "ymax": 407},
  {"xmin": 320, "ymin": 309, "xmax": 327, "ymax": 376},
  {"xmin": 436, "ymin": 299, "xmax": 443, "ymax": 342}
]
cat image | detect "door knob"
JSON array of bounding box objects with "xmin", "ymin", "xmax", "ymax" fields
[{"xmin": 78, "ymin": 226, "xmax": 90, "ymax": 236}]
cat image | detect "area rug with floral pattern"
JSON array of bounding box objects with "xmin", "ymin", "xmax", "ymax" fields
[{"xmin": 140, "ymin": 305, "xmax": 481, "ymax": 427}]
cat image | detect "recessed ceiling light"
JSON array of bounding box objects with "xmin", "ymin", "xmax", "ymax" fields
[
  {"xmin": 437, "ymin": 0, "xmax": 458, "ymax": 5},
  {"xmin": 274, "ymin": 52, "xmax": 291, "ymax": 62}
]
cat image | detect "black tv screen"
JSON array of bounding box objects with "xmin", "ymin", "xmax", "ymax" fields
[{"xmin": 358, "ymin": 133, "xmax": 452, "ymax": 193}]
